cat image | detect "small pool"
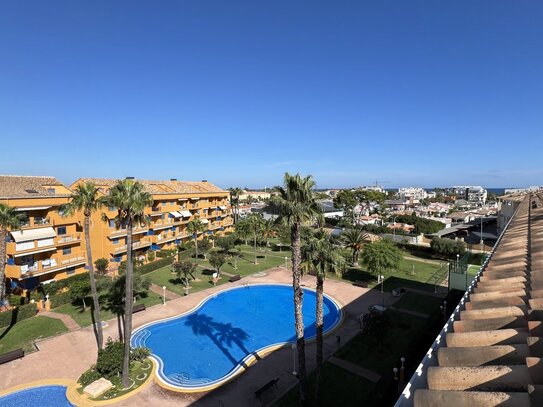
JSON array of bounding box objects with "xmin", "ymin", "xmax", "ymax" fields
[
  {"xmin": 0, "ymin": 385, "xmax": 73, "ymax": 407},
  {"xmin": 132, "ymin": 284, "xmax": 342, "ymax": 391}
]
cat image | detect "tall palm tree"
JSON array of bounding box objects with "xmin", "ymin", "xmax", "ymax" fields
[
  {"xmin": 61, "ymin": 181, "xmax": 105, "ymax": 349},
  {"xmin": 229, "ymin": 187, "xmax": 243, "ymax": 223},
  {"xmin": 273, "ymin": 172, "xmax": 322, "ymax": 406},
  {"xmin": 302, "ymin": 229, "xmax": 344, "ymax": 406},
  {"xmin": 102, "ymin": 179, "xmax": 152, "ymax": 388},
  {"xmin": 261, "ymin": 219, "xmax": 277, "ymax": 258},
  {"xmin": 234, "ymin": 218, "xmax": 251, "ymax": 245},
  {"xmin": 246, "ymin": 213, "xmax": 263, "ymax": 264},
  {"xmin": 187, "ymin": 217, "xmax": 206, "ymax": 259},
  {"xmin": 341, "ymin": 227, "xmax": 367, "ymax": 266},
  {"xmin": 0, "ymin": 204, "xmax": 24, "ymax": 304}
]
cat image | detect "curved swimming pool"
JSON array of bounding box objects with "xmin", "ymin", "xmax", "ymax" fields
[
  {"xmin": 131, "ymin": 284, "xmax": 342, "ymax": 391},
  {"xmin": 0, "ymin": 385, "xmax": 73, "ymax": 407}
]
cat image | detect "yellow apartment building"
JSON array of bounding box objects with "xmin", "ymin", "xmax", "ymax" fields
[
  {"xmin": 1, "ymin": 176, "xmax": 87, "ymax": 289},
  {"xmin": 70, "ymin": 178, "xmax": 234, "ymax": 265}
]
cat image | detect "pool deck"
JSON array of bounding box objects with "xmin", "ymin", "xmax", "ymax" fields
[{"xmin": 0, "ymin": 267, "xmax": 388, "ymax": 406}]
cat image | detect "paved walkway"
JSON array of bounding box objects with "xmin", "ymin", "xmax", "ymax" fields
[
  {"xmin": 150, "ymin": 283, "xmax": 180, "ymax": 301},
  {"xmin": 394, "ymin": 308, "xmax": 429, "ymax": 318},
  {"xmin": 328, "ymin": 356, "xmax": 381, "ymax": 383},
  {"xmin": 39, "ymin": 310, "xmax": 80, "ymax": 331}
]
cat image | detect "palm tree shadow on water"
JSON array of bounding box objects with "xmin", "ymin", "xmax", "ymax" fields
[{"xmin": 185, "ymin": 313, "xmax": 259, "ymax": 369}]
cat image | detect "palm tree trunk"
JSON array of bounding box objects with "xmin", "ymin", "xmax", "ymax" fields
[
  {"xmin": 0, "ymin": 229, "xmax": 7, "ymax": 301},
  {"xmin": 85, "ymin": 215, "xmax": 104, "ymax": 349},
  {"xmin": 122, "ymin": 217, "xmax": 134, "ymax": 388},
  {"xmin": 315, "ymin": 276, "xmax": 324, "ymax": 406},
  {"xmin": 254, "ymin": 233, "xmax": 258, "ymax": 265},
  {"xmin": 194, "ymin": 236, "xmax": 199, "ymax": 259},
  {"xmin": 291, "ymin": 221, "xmax": 308, "ymax": 405}
]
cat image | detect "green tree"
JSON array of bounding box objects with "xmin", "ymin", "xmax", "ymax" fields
[
  {"xmin": 301, "ymin": 229, "xmax": 344, "ymax": 405},
  {"xmin": 273, "ymin": 172, "xmax": 323, "ymax": 406},
  {"xmin": 246, "ymin": 213, "xmax": 264, "ymax": 264},
  {"xmin": 215, "ymin": 234, "xmax": 236, "ymax": 252},
  {"xmin": 94, "ymin": 258, "xmax": 109, "ymax": 275},
  {"xmin": 235, "ymin": 217, "xmax": 251, "ymax": 246},
  {"xmin": 198, "ymin": 238, "xmax": 212, "ymax": 260},
  {"xmin": 430, "ymin": 237, "xmax": 466, "ymax": 258},
  {"xmin": 361, "ymin": 240, "xmax": 403, "ymax": 293},
  {"xmin": 260, "ymin": 219, "xmax": 276, "ymax": 258},
  {"xmin": 0, "ymin": 204, "xmax": 24, "ymax": 304},
  {"xmin": 186, "ymin": 217, "xmax": 206, "ymax": 259},
  {"xmin": 341, "ymin": 227, "xmax": 367, "ymax": 266},
  {"xmin": 209, "ymin": 252, "xmax": 227, "ymax": 277},
  {"xmin": 229, "ymin": 187, "xmax": 243, "ymax": 223},
  {"xmin": 101, "ymin": 179, "xmax": 152, "ymax": 387},
  {"xmin": 227, "ymin": 248, "xmax": 240, "ymax": 269},
  {"xmin": 333, "ymin": 189, "xmax": 357, "ymax": 225},
  {"xmin": 171, "ymin": 261, "xmax": 196, "ymax": 288},
  {"xmin": 70, "ymin": 278, "xmax": 91, "ymax": 310},
  {"xmin": 61, "ymin": 181, "xmax": 106, "ymax": 349}
]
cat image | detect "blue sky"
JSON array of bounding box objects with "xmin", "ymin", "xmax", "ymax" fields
[{"xmin": 1, "ymin": 1, "xmax": 542, "ymax": 189}]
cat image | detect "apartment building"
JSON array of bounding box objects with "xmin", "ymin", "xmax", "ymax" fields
[
  {"xmin": 452, "ymin": 185, "xmax": 488, "ymax": 204},
  {"xmin": 398, "ymin": 187, "xmax": 428, "ymax": 201},
  {"xmin": 1, "ymin": 176, "xmax": 86, "ymax": 288},
  {"xmin": 71, "ymin": 178, "xmax": 233, "ymax": 264}
]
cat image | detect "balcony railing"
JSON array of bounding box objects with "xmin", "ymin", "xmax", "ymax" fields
[
  {"xmin": 56, "ymin": 234, "xmax": 82, "ymax": 246},
  {"xmin": 7, "ymin": 252, "xmax": 86, "ymax": 277},
  {"xmin": 113, "ymin": 239, "xmax": 152, "ymax": 253}
]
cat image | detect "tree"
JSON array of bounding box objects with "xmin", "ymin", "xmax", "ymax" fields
[
  {"xmin": 361, "ymin": 240, "xmax": 402, "ymax": 293},
  {"xmin": 246, "ymin": 213, "xmax": 263, "ymax": 264},
  {"xmin": 215, "ymin": 234, "xmax": 236, "ymax": 252},
  {"xmin": 101, "ymin": 179, "xmax": 152, "ymax": 387},
  {"xmin": 362, "ymin": 309, "xmax": 389, "ymax": 348},
  {"xmin": 209, "ymin": 252, "xmax": 226, "ymax": 277},
  {"xmin": 198, "ymin": 238, "xmax": 212, "ymax": 260},
  {"xmin": 61, "ymin": 181, "xmax": 106, "ymax": 349},
  {"xmin": 94, "ymin": 258, "xmax": 109, "ymax": 275},
  {"xmin": 341, "ymin": 227, "xmax": 367, "ymax": 266},
  {"xmin": 272, "ymin": 172, "xmax": 323, "ymax": 406},
  {"xmin": 172, "ymin": 261, "xmax": 196, "ymax": 288},
  {"xmin": 70, "ymin": 278, "xmax": 91, "ymax": 309},
  {"xmin": 235, "ymin": 218, "xmax": 251, "ymax": 246},
  {"xmin": 430, "ymin": 237, "xmax": 466, "ymax": 258},
  {"xmin": 333, "ymin": 189, "xmax": 357, "ymax": 225},
  {"xmin": 227, "ymin": 248, "xmax": 240, "ymax": 269},
  {"xmin": 301, "ymin": 229, "xmax": 344, "ymax": 405},
  {"xmin": 229, "ymin": 187, "xmax": 243, "ymax": 223},
  {"xmin": 0, "ymin": 204, "xmax": 24, "ymax": 305},
  {"xmin": 261, "ymin": 219, "xmax": 276, "ymax": 258},
  {"xmin": 186, "ymin": 217, "xmax": 206, "ymax": 259}
]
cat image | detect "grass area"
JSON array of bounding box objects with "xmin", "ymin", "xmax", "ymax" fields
[
  {"xmin": 274, "ymin": 364, "xmax": 380, "ymax": 407},
  {"xmin": 0, "ymin": 316, "xmax": 69, "ymax": 353},
  {"xmin": 55, "ymin": 290, "xmax": 162, "ymax": 328},
  {"xmin": 393, "ymin": 292, "xmax": 444, "ymax": 316}
]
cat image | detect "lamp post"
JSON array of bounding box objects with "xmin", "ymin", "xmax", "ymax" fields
[
  {"xmin": 393, "ymin": 216, "xmax": 398, "ymax": 241},
  {"xmin": 480, "ymin": 216, "xmax": 484, "ymax": 253},
  {"xmin": 284, "ymin": 256, "xmax": 288, "ymax": 270},
  {"xmin": 291, "ymin": 344, "xmax": 297, "ymax": 376},
  {"xmin": 400, "ymin": 357, "xmax": 405, "ymax": 382},
  {"xmin": 162, "ymin": 286, "xmax": 166, "ymax": 305}
]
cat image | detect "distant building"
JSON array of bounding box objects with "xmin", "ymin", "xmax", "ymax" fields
[
  {"xmin": 453, "ymin": 186, "xmax": 488, "ymax": 204},
  {"xmin": 398, "ymin": 187, "xmax": 428, "ymax": 201},
  {"xmin": 359, "ymin": 185, "xmax": 385, "ymax": 193},
  {"xmin": 497, "ymin": 193, "xmax": 525, "ymax": 234},
  {"xmin": 239, "ymin": 190, "xmax": 272, "ymax": 202},
  {"xmin": 384, "ymin": 199, "xmax": 409, "ymax": 211},
  {"xmin": 318, "ymin": 200, "xmax": 343, "ymax": 219}
]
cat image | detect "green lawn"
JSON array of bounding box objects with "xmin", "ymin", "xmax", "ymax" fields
[
  {"xmin": 393, "ymin": 292, "xmax": 444, "ymax": 316},
  {"xmin": 55, "ymin": 290, "xmax": 162, "ymax": 328},
  {"xmin": 0, "ymin": 316, "xmax": 69, "ymax": 353}
]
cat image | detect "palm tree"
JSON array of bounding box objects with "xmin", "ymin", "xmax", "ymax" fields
[
  {"xmin": 341, "ymin": 227, "xmax": 367, "ymax": 266},
  {"xmin": 101, "ymin": 179, "xmax": 152, "ymax": 388},
  {"xmin": 273, "ymin": 172, "xmax": 322, "ymax": 406},
  {"xmin": 0, "ymin": 204, "xmax": 24, "ymax": 304},
  {"xmin": 234, "ymin": 218, "xmax": 251, "ymax": 245},
  {"xmin": 229, "ymin": 187, "xmax": 243, "ymax": 223},
  {"xmin": 301, "ymin": 229, "xmax": 344, "ymax": 406},
  {"xmin": 186, "ymin": 217, "xmax": 206, "ymax": 259},
  {"xmin": 246, "ymin": 213, "xmax": 263, "ymax": 264},
  {"xmin": 61, "ymin": 181, "xmax": 105, "ymax": 349},
  {"xmin": 261, "ymin": 219, "xmax": 277, "ymax": 258}
]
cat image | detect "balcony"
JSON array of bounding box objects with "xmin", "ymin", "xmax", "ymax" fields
[
  {"xmin": 112, "ymin": 238, "xmax": 152, "ymax": 254},
  {"xmin": 56, "ymin": 234, "xmax": 82, "ymax": 246},
  {"xmin": 6, "ymin": 252, "xmax": 87, "ymax": 279},
  {"xmin": 109, "ymin": 226, "xmax": 149, "ymax": 238}
]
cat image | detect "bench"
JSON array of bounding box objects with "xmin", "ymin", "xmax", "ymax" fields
[
  {"xmin": 255, "ymin": 378, "xmax": 279, "ymax": 400},
  {"xmin": 229, "ymin": 275, "xmax": 241, "ymax": 283},
  {"xmin": 0, "ymin": 348, "xmax": 24, "ymax": 365},
  {"xmin": 353, "ymin": 280, "xmax": 368, "ymax": 288},
  {"xmin": 132, "ymin": 304, "xmax": 146, "ymax": 314}
]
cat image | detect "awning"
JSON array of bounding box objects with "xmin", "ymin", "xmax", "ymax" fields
[
  {"xmin": 218, "ymin": 206, "xmax": 227, "ymax": 210},
  {"xmin": 13, "ymin": 246, "xmax": 56, "ymax": 257},
  {"xmin": 11, "ymin": 227, "xmax": 57, "ymax": 243},
  {"xmin": 15, "ymin": 206, "xmax": 52, "ymax": 212},
  {"xmin": 201, "ymin": 219, "xmax": 209, "ymax": 224},
  {"xmin": 169, "ymin": 211, "xmax": 182, "ymax": 218},
  {"xmin": 179, "ymin": 210, "xmax": 192, "ymax": 217}
]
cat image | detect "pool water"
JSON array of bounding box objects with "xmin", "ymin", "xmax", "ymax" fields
[
  {"xmin": 0, "ymin": 385, "xmax": 73, "ymax": 407},
  {"xmin": 131, "ymin": 284, "xmax": 341, "ymax": 390}
]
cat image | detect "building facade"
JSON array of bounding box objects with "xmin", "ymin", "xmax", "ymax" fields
[
  {"xmin": 452, "ymin": 185, "xmax": 488, "ymax": 204},
  {"xmin": 71, "ymin": 178, "xmax": 233, "ymax": 265},
  {"xmin": 398, "ymin": 187, "xmax": 428, "ymax": 201},
  {"xmin": 1, "ymin": 176, "xmax": 86, "ymax": 288}
]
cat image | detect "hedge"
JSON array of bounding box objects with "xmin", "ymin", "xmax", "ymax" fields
[
  {"xmin": 43, "ymin": 273, "xmax": 91, "ymax": 296},
  {"xmin": 49, "ymin": 291, "xmax": 73, "ymax": 308},
  {"xmin": 136, "ymin": 256, "xmax": 174, "ymax": 275},
  {"xmin": 0, "ymin": 302, "xmax": 37, "ymax": 328}
]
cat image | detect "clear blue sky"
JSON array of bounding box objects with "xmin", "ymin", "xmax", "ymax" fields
[{"xmin": 1, "ymin": 1, "xmax": 542, "ymax": 189}]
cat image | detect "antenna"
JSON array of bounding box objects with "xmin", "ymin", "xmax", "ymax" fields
[{"xmin": 374, "ymin": 180, "xmax": 390, "ymax": 187}]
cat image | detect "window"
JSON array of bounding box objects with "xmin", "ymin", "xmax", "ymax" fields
[
  {"xmin": 47, "ymin": 188, "xmax": 56, "ymax": 194},
  {"xmin": 109, "ymin": 219, "xmax": 115, "ymax": 228},
  {"xmin": 66, "ymin": 267, "xmax": 76, "ymax": 275},
  {"xmin": 109, "ymin": 206, "xmax": 115, "ymax": 212},
  {"xmin": 112, "ymin": 238, "xmax": 119, "ymax": 245},
  {"xmin": 57, "ymin": 226, "xmax": 67, "ymax": 235},
  {"xmin": 62, "ymin": 247, "xmax": 72, "ymax": 255}
]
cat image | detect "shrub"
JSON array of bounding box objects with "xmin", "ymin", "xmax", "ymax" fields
[
  {"xmin": 96, "ymin": 338, "xmax": 124, "ymax": 378},
  {"xmin": 78, "ymin": 367, "xmax": 102, "ymax": 386},
  {"xmin": 0, "ymin": 302, "xmax": 37, "ymax": 328},
  {"xmin": 48, "ymin": 291, "xmax": 72, "ymax": 308},
  {"xmin": 146, "ymin": 251, "xmax": 155, "ymax": 262},
  {"xmin": 156, "ymin": 249, "xmax": 177, "ymax": 258},
  {"xmin": 130, "ymin": 346, "xmax": 151, "ymax": 363},
  {"xmin": 94, "ymin": 258, "xmax": 109, "ymax": 274},
  {"xmin": 136, "ymin": 256, "xmax": 174, "ymax": 275}
]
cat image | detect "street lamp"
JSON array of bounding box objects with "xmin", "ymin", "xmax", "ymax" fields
[
  {"xmin": 284, "ymin": 256, "xmax": 288, "ymax": 270},
  {"xmin": 291, "ymin": 344, "xmax": 297, "ymax": 376},
  {"xmin": 480, "ymin": 216, "xmax": 484, "ymax": 253},
  {"xmin": 400, "ymin": 357, "xmax": 405, "ymax": 382},
  {"xmin": 162, "ymin": 286, "xmax": 166, "ymax": 305},
  {"xmin": 393, "ymin": 216, "xmax": 398, "ymax": 241}
]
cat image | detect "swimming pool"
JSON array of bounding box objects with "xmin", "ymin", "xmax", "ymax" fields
[
  {"xmin": 132, "ymin": 284, "xmax": 342, "ymax": 391},
  {"xmin": 0, "ymin": 385, "xmax": 73, "ymax": 407}
]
